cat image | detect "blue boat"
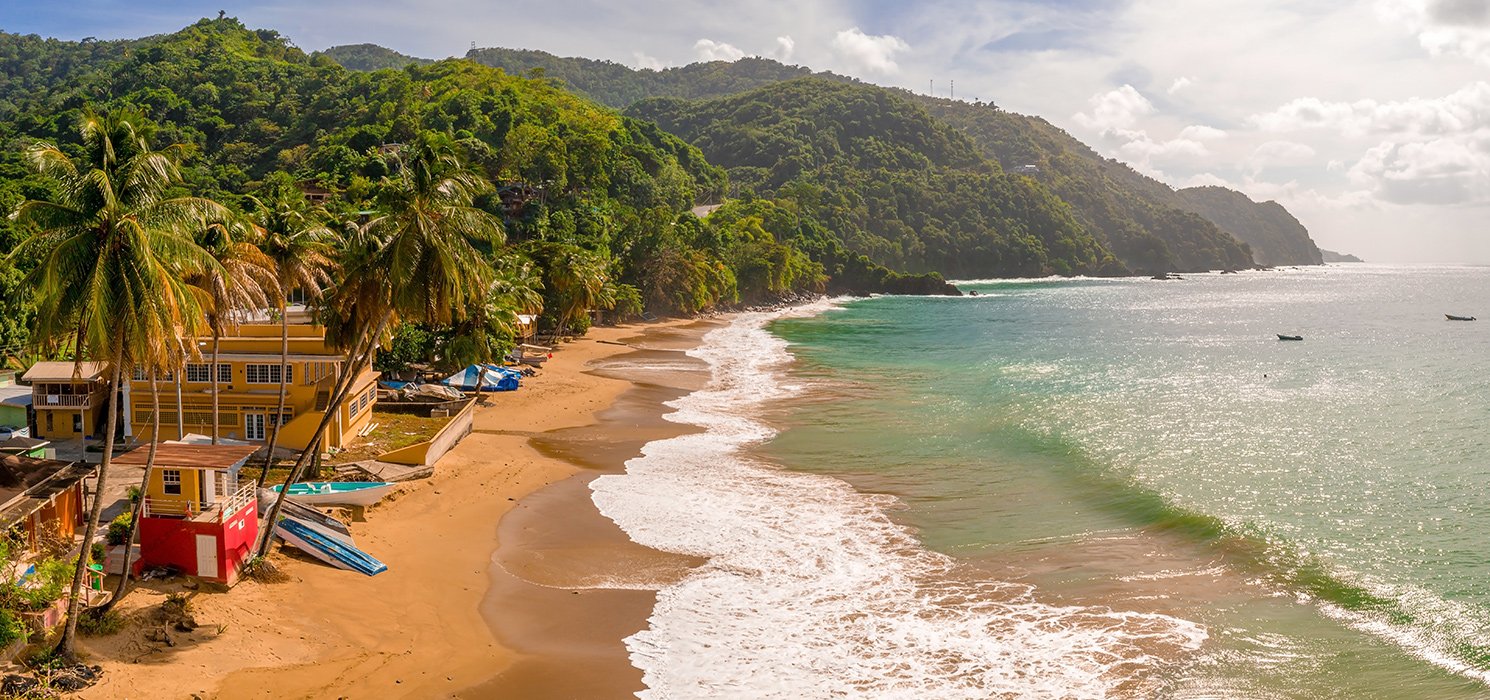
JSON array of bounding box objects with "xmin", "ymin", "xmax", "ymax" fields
[{"xmin": 276, "ymin": 518, "xmax": 388, "ymax": 576}]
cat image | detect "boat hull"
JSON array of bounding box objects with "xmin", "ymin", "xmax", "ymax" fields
[
  {"xmin": 275, "ymin": 519, "xmax": 387, "ymax": 576},
  {"xmin": 273, "ymin": 481, "xmax": 395, "ymax": 507}
]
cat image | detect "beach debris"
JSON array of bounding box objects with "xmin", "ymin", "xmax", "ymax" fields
[
  {"xmin": 4, "ymin": 664, "xmax": 105, "ymax": 696},
  {"xmin": 2, "ymin": 674, "xmax": 39, "ymax": 696}
]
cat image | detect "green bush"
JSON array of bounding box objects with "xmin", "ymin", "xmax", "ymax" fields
[
  {"xmin": 0, "ymin": 609, "xmax": 22, "ymax": 647},
  {"xmin": 79, "ymin": 609, "xmax": 125, "ymax": 636},
  {"xmin": 106, "ymin": 510, "xmax": 134, "ymax": 546}
]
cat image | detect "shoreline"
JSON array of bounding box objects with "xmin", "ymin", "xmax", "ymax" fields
[
  {"xmin": 477, "ymin": 321, "xmax": 719, "ymax": 698},
  {"xmin": 73, "ymin": 317, "xmax": 715, "ymax": 699}
]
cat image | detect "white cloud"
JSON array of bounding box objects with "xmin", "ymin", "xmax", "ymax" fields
[
  {"xmin": 1250, "ymin": 81, "xmax": 1490, "ymax": 136},
  {"xmin": 1251, "ymin": 140, "xmax": 1318, "ymax": 169},
  {"xmin": 1348, "ymin": 135, "xmax": 1490, "ymax": 204},
  {"xmin": 634, "ymin": 52, "xmax": 666, "ymax": 70},
  {"xmin": 1168, "ymin": 76, "xmax": 1194, "ymax": 94},
  {"xmin": 693, "ymin": 38, "xmax": 745, "ymax": 62},
  {"xmin": 1379, "ymin": 0, "xmax": 1490, "ymax": 64},
  {"xmin": 1073, "ymin": 85, "xmax": 1155, "ymax": 134},
  {"xmin": 1179, "ymin": 125, "xmax": 1227, "ymax": 140},
  {"xmin": 774, "ymin": 35, "xmax": 795, "ymax": 61},
  {"xmin": 831, "ymin": 27, "xmax": 910, "ymax": 74}
]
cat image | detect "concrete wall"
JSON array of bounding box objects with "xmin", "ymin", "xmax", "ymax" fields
[{"xmin": 377, "ymin": 399, "xmax": 476, "ymax": 467}]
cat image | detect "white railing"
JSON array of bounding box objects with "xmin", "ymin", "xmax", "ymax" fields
[
  {"xmin": 37, "ymin": 394, "xmax": 90, "ymax": 408},
  {"xmin": 142, "ymin": 482, "xmax": 256, "ymax": 523}
]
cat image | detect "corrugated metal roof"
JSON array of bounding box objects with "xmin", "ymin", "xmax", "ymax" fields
[
  {"xmin": 21, "ymin": 361, "xmax": 108, "ymax": 382},
  {"xmin": 114, "ymin": 443, "xmax": 259, "ymax": 470}
]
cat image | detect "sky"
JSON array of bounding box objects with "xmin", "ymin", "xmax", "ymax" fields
[{"xmin": 4, "ymin": 0, "xmax": 1490, "ymax": 263}]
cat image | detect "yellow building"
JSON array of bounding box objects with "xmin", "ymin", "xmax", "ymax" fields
[
  {"xmin": 126, "ymin": 324, "xmax": 379, "ymax": 453},
  {"xmin": 21, "ymin": 362, "xmax": 110, "ymax": 440}
]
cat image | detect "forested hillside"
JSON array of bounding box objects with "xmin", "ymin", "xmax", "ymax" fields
[
  {"xmin": 0, "ymin": 18, "xmax": 963, "ymax": 362},
  {"xmin": 318, "ymin": 43, "xmax": 432, "ymax": 71},
  {"xmin": 1174, "ymin": 186, "xmax": 1323, "ymax": 267},
  {"xmin": 448, "ymin": 47, "xmax": 1326, "ymax": 272},
  {"xmin": 632, "ymin": 79, "xmax": 1121, "ymax": 277}
]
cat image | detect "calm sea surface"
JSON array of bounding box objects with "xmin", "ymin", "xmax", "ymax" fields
[{"xmin": 595, "ymin": 264, "xmax": 1490, "ymax": 698}]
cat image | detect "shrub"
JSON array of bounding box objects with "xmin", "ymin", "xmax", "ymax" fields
[
  {"xmin": 79, "ymin": 609, "xmax": 125, "ymax": 637},
  {"xmin": 106, "ymin": 511, "xmax": 134, "ymax": 546},
  {"xmin": 0, "ymin": 609, "xmax": 22, "ymax": 647}
]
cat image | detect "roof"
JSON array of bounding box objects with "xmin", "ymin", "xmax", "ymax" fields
[
  {"xmin": 21, "ymin": 361, "xmax": 108, "ymax": 383},
  {"xmin": 0, "ymin": 384, "xmax": 30, "ymax": 407},
  {"xmin": 0, "ymin": 456, "xmax": 94, "ymax": 533},
  {"xmin": 114, "ymin": 443, "xmax": 259, "ymax": 470},
  {"xmin": 0, "ymin": 437, "xmax": 48, "ymax": 451}
]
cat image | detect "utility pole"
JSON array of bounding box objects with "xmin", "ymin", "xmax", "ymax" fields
[
  {"xmin": 929, "ymin": 79, "xmax": 933, "ymax": 96},
  {"xmin": 951, "ymin": 80, "xmax": 955, "ymax": 100}
]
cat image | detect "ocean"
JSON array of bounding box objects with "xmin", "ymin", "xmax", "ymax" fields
[{"xmin": 591, "ymin": 264, "xmax": 1490, "ymax": 698}]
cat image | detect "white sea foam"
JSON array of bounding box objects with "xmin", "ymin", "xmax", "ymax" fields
[{"xmin": 590, "ymin": 305, "xmax": 1208, "ymax": 698}]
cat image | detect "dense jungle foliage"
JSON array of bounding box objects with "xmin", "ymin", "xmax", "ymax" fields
[
  {"xmin": 457, "ymin": 46, "xmax": 1319, "ymax": 273},
  {"xmin": 0, "ymin": 18, "xmax": 954, "ymax": 364}
]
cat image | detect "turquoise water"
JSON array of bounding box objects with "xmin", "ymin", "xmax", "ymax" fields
[{"xmin": 765, "ymin": 265, "xmax": 1490, "ymax": 697}]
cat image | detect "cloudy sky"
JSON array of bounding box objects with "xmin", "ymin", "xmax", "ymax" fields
[{"xmin": 5, "ymin": 0, "xmax": 1490, "ymax": 263}]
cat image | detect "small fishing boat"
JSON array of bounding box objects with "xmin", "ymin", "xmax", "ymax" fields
[
  {"xmin": 1446, "ymin": 314, "xmax": 1477, "ymax": 321},
  {"xmin": 275, "ymin": 518, "xmax": 387, "ymax": 576},
  {"xmin": 272, "ymin": 481, "xmax": 395, "ymax": 507},
  {"xmin": 1277, "ymin": 334, "xmax": 1304, "ymax": 341}
]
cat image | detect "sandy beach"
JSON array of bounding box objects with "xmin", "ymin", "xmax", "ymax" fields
[{"xmin": 73, "ymin": 318, "xmax": 718, "ymax": 699}]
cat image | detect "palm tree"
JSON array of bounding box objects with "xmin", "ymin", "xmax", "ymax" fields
[
  {"xmin": 101, "ymin": 364, "xmax": 166, "ymax": 610},
  {"xmin": 7, "ymin": 109, "xmax": 222, "ymax": 658},
  {"xmin": 193, "ymin": 218, "xmax": 277, "ymax": 444},
  {"xmin": 254, "ymin": 139, "xmax": 504, "ymax": 558},
  {"xmin": 540, "ymin": 243, "xmax": 613, "ymax": 335},
  {"xmin": 248, "ymin": 194, "xmax": 335, "ymax": 486}
]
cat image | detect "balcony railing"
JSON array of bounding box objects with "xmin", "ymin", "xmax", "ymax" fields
[
  {"xmin": 36, "ymin": 394, "xmax": 91, "ymax": 408},
  {"xmin": 142, "ymin": 482, "xmax": 256, "ymax": 523}
]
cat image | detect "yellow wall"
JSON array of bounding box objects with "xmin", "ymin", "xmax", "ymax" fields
[
  {"xmin": 143, "ymin": 465, "xmax": 204, "ymax": 508},
  {"xmin": 33, "ymin": 404, "xmax": 102, "ymax": 440},
  {"xmin": 126, "ymin": 324, "xmax": 378, "ymax": 452}
]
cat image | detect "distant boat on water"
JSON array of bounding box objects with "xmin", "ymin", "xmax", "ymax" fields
[
  {"xmin": 1446, "ymin": 314, "xmax": 1476, "ymax": 321},
  {"xmin": 1277, "ymin": 334, "xmax": 1304, "ymax": 341}
]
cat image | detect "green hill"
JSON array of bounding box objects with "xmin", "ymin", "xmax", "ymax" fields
[
  {"xmin": 1174, "ymin": 186, "xmax": 1322, "ymax": 267},
  {"xmin": 631, "ymin": 79, "xmax": 1121, "ymax": 278},
  {"xmin": 0, "ymin": 18, "xmax": 903, "ymax": 330},
  {"xmin": 318, "ymin": 43, "xmax": 433, "ymax": 71},
  {"xmin": 466, "ymin": 46, "xmax": 1334, "ymax": 272}
]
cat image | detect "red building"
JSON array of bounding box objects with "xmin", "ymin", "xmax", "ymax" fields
[{"xmin": 115, "ymin": 443, "xmax": 261, "ymax": 585}]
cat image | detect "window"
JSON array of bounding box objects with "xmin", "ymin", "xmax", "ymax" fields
[
  {"xmin": 245, "ymin": 364, "xmax": 292, "ymax": 384},
  {"xmin": 163, "ymin": 469, "xmax": 182, "ymax": 495},
  {"xmin": 72, "ymin": 414, "xmax": 82, "ymax": 433},
  {"xmin": 131, "ymin": 368, "xmax": 175, "ymax": 381},
  {"xmin": 185, "ymin": 364, "xmax": 232, "ymax": 383}
]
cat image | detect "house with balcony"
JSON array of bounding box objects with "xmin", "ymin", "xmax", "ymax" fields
[
  {"xmin": 125, "ymin": 323, "xmax": 379, "ymax": 454},
  {"xmin": 117, "ymin": 443, "xmax": 260, "ymax": 585},
  {"xmin": 21, "ymin": 362, "xmax": 109, "ymax": 440}
]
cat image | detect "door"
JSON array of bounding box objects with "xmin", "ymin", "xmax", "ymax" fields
[
  {"xmin": 194, "ymin": 534, "xmax": 219, "ymax": 579},
  {"xmin": 245, "ymin": 413, "xmax": 265, "ymax": 441}
]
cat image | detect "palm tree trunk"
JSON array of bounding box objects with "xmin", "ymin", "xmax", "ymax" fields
[
  {"xmin": 256, "ymin": 306, "xmax": 291, "ymax": 488},
  {"xmin": 101, "ymin": 372, "xmax": 160, "ymax": 612},
  {"xmin": 174, "ymin": 354, "xmax": 185, "ymax": 441},
  {"xmin": 56, "ymin": 362, "xmax": 122, "ymax": 660},
  {"xmin": 254, "ymin": 317, "xmax": 387, "ymax": 558},
  {"xmin": 210, "ymin": 333, "xmax": 221, "ymax": 444}
]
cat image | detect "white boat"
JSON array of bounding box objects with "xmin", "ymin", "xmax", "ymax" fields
[{"xmin": 272, "ymin": 481, "xmax": 395, "ymax": 507}]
